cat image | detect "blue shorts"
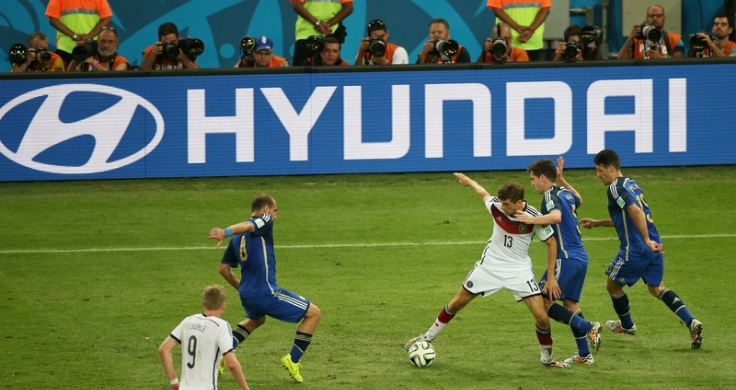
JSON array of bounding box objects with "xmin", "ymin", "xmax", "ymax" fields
[
  {"xmin": 241, "ymin": 288, "xmax": 310, "ymax": 323},
  {"xmin": 539, "ymin": 258, "xmax": 588, "ymax": 302},
  {"xmin": 606, "ymin": 249, "xmax": 664, "ymax": 287}
]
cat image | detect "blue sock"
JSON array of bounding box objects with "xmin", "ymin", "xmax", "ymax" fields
[
  {"xmin": 547, "ymin": 303, "xmax": 592, "ymax": 332},
  {"xmin": 572, "ymin": 311, "xmax": 590, "ymax": 356},
  {"xmin": 290, "ymin": 331, "xmax": 313, "ymax": 363},
  {"xmin": 659, "ymin": 289, "xmax": 695, "ymax": 327},
  {"xmin": 610, "ymin": 291, "xmax": 634, "ymax": 329}
]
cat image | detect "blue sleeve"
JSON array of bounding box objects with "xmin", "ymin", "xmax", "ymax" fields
[
  {"xmin": 544, "ymin": 192, "xmax": 562, "ymax": 213},
  {"xmin": 612, "ymin": 182, "xmax": 636, "ymax": 210},
  {"xmin": 220, "ymin": 237, "xmax": 239, "ymax": 267},
  {"xmin": 250, "ymin": 214, "xmax": 273, "ymax": 237}
]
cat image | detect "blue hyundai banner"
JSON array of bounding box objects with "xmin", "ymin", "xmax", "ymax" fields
[{"xmin": 1, "ymin": 64, "xmax": 734, "ymax": 181}]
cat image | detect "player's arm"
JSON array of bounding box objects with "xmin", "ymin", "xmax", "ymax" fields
[
  {"xmin": 541, "ymin": 235, "xmax": 561, "ymax": 301},
  {"xmin": 158, "ymin": 337, "xmax": 180, "ymax": 390},
  {"xmin": 209, "ymin": 221, "xmax": 255, "ymax": 248},
  {"xmin": 219, "ymin": 263, "xmax": 240, "ymax": 290},
  {"xmin": 626, "ymin": 203, "xmax": 662, "ymax": 253},
  {"xmin": 453, "ymin": 172, "xmax": 491, "ymax": 201},
  {"xmin": 555, "ymin": 156, "xmax": 582, "ymax": 206},
  {"xmin": 515, "ymin": 209, "xmax": 561, "ymax": 225},
  {"xmin": 579, "ymin": 218, "xmax": 614, "ymax": 229},
  {"xmin": 224, "ymin": 351, "xmax": 251, "ymax": 390}
]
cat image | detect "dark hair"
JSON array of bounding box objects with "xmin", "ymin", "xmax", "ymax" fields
[
  {"xmin": 714, "ymin": 14, "xmax": 733, "ymax": 28},
  {"xmin": 429, "ymin": 18, "xmax": 450, "ymax": 30},
  {"xmin": 323, "ymin": 36, "xmax": 341, "ymax": 47},
  {"xmin": 564, "ymin": 24, "xmax": 582, "ymax": 42},
  {"xmin": 497, "ymin": 181, "xmax": 524, "ymax": 203},
  {"xmin": 593, "ymin": 149, "xmax": 621, "ymax": 169},
  {"xmin": 367, "ymin": 19, "xmax": 387, "ymax": 34},
  {"xmin": 251, "ymin": 194, "xmax": 275, "ymax": 212},
  {"xmin": 27, "ymin": 31, "xmax": 47, "ymax": 47},
  {"xmin": 158, "ymin": 22, "xmax": 179, "ymax": 40},
  {"xmin": 527, "ymin": 159, "xmax": 557, "ymax": 181}
]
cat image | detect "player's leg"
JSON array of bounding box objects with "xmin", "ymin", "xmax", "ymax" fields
[
  {"xmin": 605, "ymin": 256, "xmax": 638, "ymax": 334},
  {"xmin": 643, "ymin": 257, "xmax": 702, "ymax": 349},
  {"xmin": 232, "ymin": 296, "xmax": 268, "ymax": 348},
  {"xmin": 539, "ymin": 263, "xmax": 596, "ymax": 335},
  {"xmin": 522, "ymin": 295, "xmax": 569, "ymax": 369},
  {"xmin": 268, "ymin": 289, "xmax": 313, "ymax": 383},
  {"xmin": 405, "ymin": 286, "xmax": 478, "ymax": 350}
]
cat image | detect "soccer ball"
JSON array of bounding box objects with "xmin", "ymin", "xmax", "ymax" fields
[{"xmin": 408, "ymin": 340, "xmax": 436, "ymax": 367}]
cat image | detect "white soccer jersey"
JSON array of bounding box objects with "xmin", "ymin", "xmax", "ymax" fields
[
  {"xmin": 170, "ymin": 314, "xmax": 234, "ymax": 390},
  {"xmin": 479, "ymin": 196, "xmax": 553, "ymax": 272}
]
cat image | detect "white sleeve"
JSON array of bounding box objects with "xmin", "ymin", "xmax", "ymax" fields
[
  {"xmin": 392, "ymin": 47, "xmax": 409, "ymax": 64},
  {"xmin": 534, "ymin": 224, "xmax": 554, "ymax": 242},
  {"xmin": 170, "ymin": 319, "xmax": 186, "ymax": 343},
  {"xmin": 218, "ymin": 322, "xmax": 234, "ymax": 355}
]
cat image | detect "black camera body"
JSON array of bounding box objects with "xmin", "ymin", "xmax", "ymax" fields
[
  {"xmin": 637, "ymin": 22, "xmax": 662, "ymax": 43},
  {"xmin": 240, "ymin": 36, "xmax": 256, "ymax": 54},
  {"xmin": 689, "ymin": 32, "xmax": 712, "ymax": 55},
  {"xmin": 179, "ymin": 37, "xmax": 205, "ymax": 58},
  {"xmin": 72, "ymin": 39, "xmax": 98, "ymax": 62},
  {"xmin": 490, "ymin": 37, "xmax": 507, "ymax": 60},
  {"xmin": 161, "ymin": 39, "xmax": 180, "ymax": 60},
  {"xmin": 368, "ymin": 35, "xmax": 386, "ymax": 57},
  {"xmin": 9, "ymin": 43, "xmax": 27, "ymax": 64},
  {"xmin": 305, "ymin": 35, "xmax": 324, "ymax": 54},
  {"xmin": 564, "ymin": 40, "xmax": 581, "ymax": 60},
  {"xmin": 432, "ymin": 38, "xmax": 459, "ymax": 60},
  {"xmin": 580, "ymin": 25, "xmax": 602, "ymax": 46}
]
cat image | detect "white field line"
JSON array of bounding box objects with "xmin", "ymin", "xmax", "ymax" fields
[{"xmin": 0, "ymin": 234, "xmax": 734, "ymax": 254}]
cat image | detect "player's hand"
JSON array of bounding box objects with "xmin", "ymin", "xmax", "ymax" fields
[
  {"xmin": 453, "ymin": 172, "xmax": 473, "ymax": 186},
  {"xmin": 543, "ymin": 278, "xmax": 561, "ymax": 301},
  {"xmin": 171, "ymin": 383, "xmax": 180, "ymax": 390},
  {"xmin": 645, "ymin": 239, "xmax": 663, "ymax": 253},
  {"xmin": 556, "ymin": 156, "xmax": 565, "ymax": 180},
  {"xmin": 579, "ymin": 218, "xmax": 595, "ymax": 229},
  {"xmin": 209, "ymin": 228, "xmax": 226, "ymax": 248},
  {"xmin": 514, "ymin": 210, "xmax": 533, "ymax": 224}
]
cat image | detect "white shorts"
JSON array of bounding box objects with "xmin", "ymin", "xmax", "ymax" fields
[{"xmin": 462, "ymin": 260, "xmax": 542, "ymax": 301}]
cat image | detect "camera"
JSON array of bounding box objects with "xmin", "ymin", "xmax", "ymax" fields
[
  {"xmin": 489, "ymin": 37, "xmax": 507, "ymax": 60},
  {"xmin": 9, "ymin": 43, "xmax": 27, "ymax": 64},
  {"xmin": 432, "ymin": 38, "xmax": 459, "ymax": 59},
  {"xmin": 178, "ymin": 37, "xmax": 205, "ymax": 58},
  {"xmin": 580, "ymin": 25, "xmax": 602, "ymax": 46},
  {"xmin": 305, "ymin": 35, "xmax": 324, "ymax": 54},
  {"xmin": 240, "ymin": 36, "xmax": 256, "ymax": 54},
  {"xmin": 564, "ymin": 40, "xmax": 581, "ymax": 60},
  {"xmin": 689, "ymin": 32, "xmax": 712, "ymax": 55},
  {"xmin": 33, "ymin": 46, "xmax": 52, "ymax": 63},
  {"xmin": 637, "ymin": 22, "xmax": 662, "ymax": 43},
  {"xmin": 71, "ymin": 39, "xmax": 98, "ymax": 62},
  {"xmin": 368, "ymin": 35, "xmax": 386, "ymax": 57},
  {"xmin": 161, "ymin": 39, "xmax": 180, "ymax": 60}
]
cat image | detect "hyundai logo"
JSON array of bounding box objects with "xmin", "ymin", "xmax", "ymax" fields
[{"xmin": 0, "ymin": 84, "xmax": 164, "ymax": 174}]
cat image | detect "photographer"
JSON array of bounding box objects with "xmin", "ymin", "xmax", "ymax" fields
[
  {"xmin": 417, "ymin": 18, "xmax": 470, "ymax": 64},
  {"xmin": 553, "ymin": 25, "xmax": 603, "ymax": 62},
  {"xmin": 355, "ymin": 19, "xmax": 408, "ymax": 65},
  {"xmin": 303, "ymin": 37, "xmax": 349, "ymax": 66},
  {"xmin": 477, "ymin": 23, "xmax": 529, "ymax": 63},
  {"xmin": 66, "ymin": 27, "xmax": 129, "ymax": 71},
  {"xmin": 10, "ymin": 32, "xmax": 65, "ymax": 73},
  {"xmin": 292, "ymin": 0, "xmax": 353, "ymax": 67},
  {"xmin": 687, "ymin": 15, "xmax": 736, "ymax": 58},
  {"xmin": 617, "ymin": 5, "xmax": 683, "ymax": 59},
  {"xmin": 235, "ymin": 36, "xmax": 289, "ymax": 68},
  {"xmin": 140, "ymin": 22, "xmax": 199, "ymax": 70}
]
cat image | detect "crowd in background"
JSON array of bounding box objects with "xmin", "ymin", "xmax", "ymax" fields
[{"xmin": 9, "ymin": 0, "xmax": 736, "ymax": 73}]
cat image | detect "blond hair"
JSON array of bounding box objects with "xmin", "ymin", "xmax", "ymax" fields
[{"xmin": 202, "ymin": 285, "xmax": 226, "ymax": 310}]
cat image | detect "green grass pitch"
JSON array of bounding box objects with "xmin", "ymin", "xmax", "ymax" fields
[{"xmin": 1, "ymin": 166, "xmax": 734, "ymax": 389}]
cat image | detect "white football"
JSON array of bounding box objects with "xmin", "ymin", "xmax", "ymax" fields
[{"xmin": 408, "ymin": 340, "xmax": 436, "ymax": 367}]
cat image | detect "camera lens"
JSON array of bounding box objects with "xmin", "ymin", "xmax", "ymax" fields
[{"xmin": 368, "ymin": 35, "xmax": 386, "ymax": 57}]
